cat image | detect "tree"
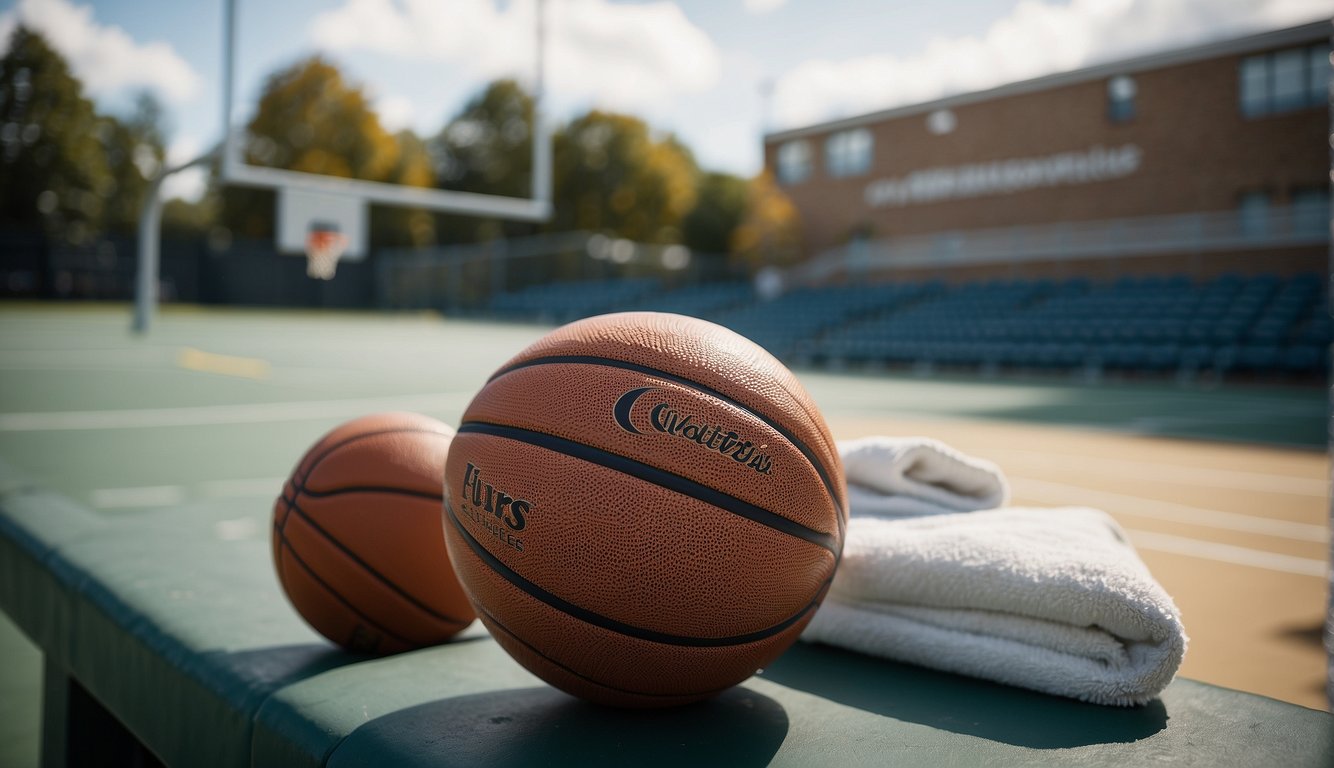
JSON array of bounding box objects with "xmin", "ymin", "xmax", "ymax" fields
[
  {"xmin": 373, "ymin": 130, "xmax": 436, "ymax": 248},
  {"xmin": 431, "ymin": 79, "xmax": 532, "ymax": 198},
  {"xmin": 681, "ymin": 171, "xmax": 748, "ymax": 255},
  {"xmin": 219, "ymin": 56, "xmax": 402, "ymax": 240},
  {"xmin": 100, "ymin": 92, "xmax": 167, "ymax": 234},
  {"xmin": 0, "ymin": 25, "xmax": 110, "ymax": 242},
  {"xmin": 730, "ymin": 171, "xmax": 802, "ymax": 273},
  {"xmin": 550, "ymin": 111, "xmax": 698, "ymax": 243},
  {"xmin": 427, "ymin": 79, "xmax": 536, "ymax": 244}
]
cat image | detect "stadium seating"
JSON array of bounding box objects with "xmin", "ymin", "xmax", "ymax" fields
[{"xmin": 480, "ymin": 272, "xmax": 1329, "ymax": 378}]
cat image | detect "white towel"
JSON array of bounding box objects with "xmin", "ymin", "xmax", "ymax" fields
[
  {"xmin": 838, "ymin": 436, "xmax": 1009, "ymax": 516},
  {"xmin": 805, "ymin": 506, "xmax": 1188, "ymax": 706}
]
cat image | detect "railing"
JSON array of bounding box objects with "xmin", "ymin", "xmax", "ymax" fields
[{"xmin": 789, "ymin": 203, "xmax": 1330, "ymax": 284}]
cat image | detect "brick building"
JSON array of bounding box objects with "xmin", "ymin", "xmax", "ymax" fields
[{"xmin": 763, "ymin": 21, "xmax": 1331, "ymax": 281}]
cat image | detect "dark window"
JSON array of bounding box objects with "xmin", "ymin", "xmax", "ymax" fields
[
  {"xmin": 776, "ymin": 140, "xmax": 811, "ymax": 185},
  {"xmin": 1107, "ymin": 75, "xmax": 1136, "ymax": 122},
  {"xmin": 1240, "ymin": 43, "xmax": 1331, "ymax": 117}
]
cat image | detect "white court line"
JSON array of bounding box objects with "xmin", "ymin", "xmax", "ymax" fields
[
  {"xmin": 91, "ymin": 476, "xmax": 288, "ymax": 510},
  {"xmin": 0, "ymin": 393, "xmax": 467, "ymax": 432},
  {"xmin": 1126, "ymin": 529, "xmax": 1328, "ymax": 578},
  {"xmin": 91, "ymin": 485, "xmax": 185, "ymax": 509},
  {"xmin": 999, "ymin": 449, "xmax": 1327, "ymax": 497},
  {"xmin": 199, "ymin": 477, "xmax": 286, "ymax": 499},
  {"xmin": 1011, "ymin": 477, "xmax": 1328, "ymax": 543}
]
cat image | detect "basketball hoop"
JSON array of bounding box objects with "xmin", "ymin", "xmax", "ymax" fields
[{"xmin": 305, "ymin": 224, "xmax": 347, "ymax": 280}]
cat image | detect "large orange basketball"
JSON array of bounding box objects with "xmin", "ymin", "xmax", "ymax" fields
[
  {"xmin": 443, "ymin": 312, "xmax": 847, "ymax": 707},
  {"xmin": 273, "ymin": 412, "xmax": 475, "ymax": 654}
]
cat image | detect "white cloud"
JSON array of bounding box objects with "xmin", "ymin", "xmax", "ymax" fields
[
  {"xmin": 743, "ymin": 0, "xmax": 788, "ymax": 14},
  {"xmin": 374, "ymin": 94, "xmax": 417, "ymax": 134},
  {"xmin": 0, "ymin": 0, "xmax": 200, "ymax": 104},
  {"xmin": 161, "ymin": 136, "xmax": 208, "ymax": 202},
  {"xmin": 309, "ymin": 0, "xmax": 721, "ymax": 115},
  {"xmin": 771, "ymin": 0, "xmax": 1332, "ymax": 129}
]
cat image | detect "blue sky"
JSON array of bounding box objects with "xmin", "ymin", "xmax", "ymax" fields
[{"xmin": 1, "ymin": 0, "xmax": 1328, "ymax": 200}]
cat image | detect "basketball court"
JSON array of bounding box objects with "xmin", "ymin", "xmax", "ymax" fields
[{"xmin": 0, "ymin": 303, "xmax": 1327, "ymax": 739}]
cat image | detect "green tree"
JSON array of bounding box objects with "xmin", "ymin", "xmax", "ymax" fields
[
  {"xmin": 426, "ymin": 79, "xmax": 537, "ymax": 244},
  {"xmin": 0, "ymin": 25, "xmax": 111, "ymax": 242},
  {"xmin": 550, "ymin": 110, "xmax": 698, "ymax": 243},
  {"xmin": 730, "ymin": 171, "xmax": 802, "ymax": 273},
  {"xmin": 219, "ymin": 55, "xmax": 402, "ymax": 240},
  {"xmin": 681, "ymin": 171, "xmax": 748, "ymax": 255},
  {"xmin": 431, "ymin": 79, "xmax": 532, "ymax": 198},
  {"xmin": 373, "ymin": 129, "xmax": 436, "ymax": 248},
  {"xmin": 100, "ymin": 92, "xmax": 167, "ymax": 234}
]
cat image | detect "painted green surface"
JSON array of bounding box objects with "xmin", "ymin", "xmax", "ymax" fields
[{"xmin": 0, "ymin": 303, "xmax": 1327, "ymax": 766}]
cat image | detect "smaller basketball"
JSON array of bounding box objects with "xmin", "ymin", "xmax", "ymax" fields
[{"xmin": 273, "ymin": 412, "xmax": 475, "ymax": 653}]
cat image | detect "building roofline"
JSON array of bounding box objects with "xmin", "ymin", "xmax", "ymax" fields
[{"xmin": 763, "ymin": 19, "xmax": 1332, "ymax": 144}]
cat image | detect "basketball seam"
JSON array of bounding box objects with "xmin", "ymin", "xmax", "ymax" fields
[
  {"xmin": 456, "ymin": 421, "xmax": 838, "ymax": 554},
  {"xmin": 446, "ymin": 498, "xmax": 828, "ymax": 648},
  {"xmin": 487, "ymin": 354, "xmax": 845, "ymax": 529},
  {"xmin": 273, "ymin": 523, "xmax": 418, "ymax": 650},
  {"xmin": 299, "ymin": 486, "xmax": 443, "ymax": 501},
  {"xmin": 474, "ymin": 602, "xmax": 741, "ymax": 701},
  {"xmin": 297, "ymin": 427, "xmax": 453, "ymax": 489},
  {"xmin": 283, "ymin": 492, "xmax": 473, "ymax": 629}
]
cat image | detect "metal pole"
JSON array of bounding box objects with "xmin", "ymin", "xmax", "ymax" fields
[
  {"xmin": 130, "ymin": 150, "xmax": 217, "ymax": 334},
  {"xmin": 531, "ymin": 0, "xmax": 552, "ymax": 215}
]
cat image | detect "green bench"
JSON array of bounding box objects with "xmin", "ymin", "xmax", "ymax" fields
[{"xmin": 1, "ymin": 460, "xmax": 1329, "ymax": 767}]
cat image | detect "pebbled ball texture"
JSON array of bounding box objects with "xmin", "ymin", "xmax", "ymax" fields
[
  {"xmin": 274, "ymin": 412, "xmax": 475, "ymax": 654},
  {"xmin": 443, "ymin": 312, "xmax": 847, "ymax": 707}
]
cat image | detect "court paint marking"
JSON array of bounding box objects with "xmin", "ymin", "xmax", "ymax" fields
[
  {"xmin": 1126, "ymin": 529, "xmax": 1328, "ymax": 578},
  {"xmin": 176, "ymin": 347, "xmax": 270, "ymax": 379},
  {"xmin": 90, "ymin": 485, "xmax": 186, "ymax": 509},
  {"xmin": 999, "ymin": 449, "xmax": 1326, "ymax": 497},
  {"xmin": 0, "ymin": 393, "xmax": 470, "ymax": 431},
  {"xmin": 90, "ymin": 477, "xmax": 287, "ymax": 510},
  {"xmin": 1011, "ymin": 477, "xmax": 1328, "ymax": 543}
]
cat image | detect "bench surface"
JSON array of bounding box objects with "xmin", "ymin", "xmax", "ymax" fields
[{"xmin": 0, "ymin": 461, "xmax": 1330, "ymax": 767}]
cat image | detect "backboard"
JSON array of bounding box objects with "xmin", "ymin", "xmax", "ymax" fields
[{"xmin": 218, "ymin": 0, "xmax": 551, "ymax": 223}]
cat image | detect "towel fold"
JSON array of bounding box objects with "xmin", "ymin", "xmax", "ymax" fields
[
  {"xmin": 838, "ymin": 436, "xmax": 1009, "ymax": 516},
  {"xmin": 805, "ymin": 506, "xmax": 1188, "ymax": 706}
]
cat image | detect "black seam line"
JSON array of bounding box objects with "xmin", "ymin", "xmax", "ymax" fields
[
  {"xmin": 446, "ymin": 498, "xmax": 822, "ymax": 648},
  {"xmin": 297, "ymin": 428, "xmax": 453, "ymax": 487},
  {"xmin": 457, "ymin": 421, "xmax": 837, "ymax": 555},
  {"xmin": 299, "ymin": 486, "xmax": 443, "ymax": 501},
  {"xmin": 487, "ymin": 354, "xmax": 845, "ymax": 523},
  {"xmin": 285, "ymin": 495, "xmax": 472, "ymax": 628},
  {"xmin": 273, "ymin": 524, "xmax": 418, "ymax": 649},
  {"xmin": 475, "ymin": 601, "xmax": 738, "ymax": 701}
]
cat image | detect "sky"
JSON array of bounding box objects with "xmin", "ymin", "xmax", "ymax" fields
[{"xmin": 0, "ymin": 0, "xmax": 1329, "ymax": 202}]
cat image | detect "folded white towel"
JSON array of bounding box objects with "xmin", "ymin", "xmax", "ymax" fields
[
  {"xmin": 838, "ymin": 436, "xmax": 1009, "ymax": 516},
  {"xmin": 804, "ymin": 506, "xmax": 1188, "ymax": 706}
]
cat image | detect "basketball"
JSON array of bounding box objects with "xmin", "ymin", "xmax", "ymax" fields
[
  {"xmin": 443, "ymin": 312, "xmax": 847, "ymax": 707},
  {"xmin": 273, "ymin": 412, "xmax": 475, "ymax": 654}
]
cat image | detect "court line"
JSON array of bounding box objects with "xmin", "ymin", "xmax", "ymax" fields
[
  {"xmin": 177, "ymin": 347, "xmax": 270, "ymax": 379},
  {"xmin": 90, "ymin": 485, "xmax": 185, "ymax": 509},
  {"xmin": 999, "ymin": 449, "xmax": 1326, "ymax": 497},
  {"xmin": 1125, "ymin": 529, "xmax": 1328, "ymax": 578},
  {"xmin": 1010, "ymin": 477, "xmax": 1328, "ymax": 543},
  {"xmin": 0, "ymin": 393, "xmax": 470, "ymax": 431}
]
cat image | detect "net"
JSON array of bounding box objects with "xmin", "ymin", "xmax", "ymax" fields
[{"xmin": 305, "ymin": 227, "xmax": 348, "ymax": 280}]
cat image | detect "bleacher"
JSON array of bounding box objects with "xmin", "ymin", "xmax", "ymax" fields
[{"xmin": 479, "ymin": 273, "xmax": 1330, "ymax": 378}]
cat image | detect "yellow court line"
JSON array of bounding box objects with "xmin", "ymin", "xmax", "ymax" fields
[{"xmin": 176, "ymin": 347, "xmax": 270, "ymax": 380}]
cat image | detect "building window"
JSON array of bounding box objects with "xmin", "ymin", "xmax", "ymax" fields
[
  {"xmin": 1292, "ymin": 186, "xmax": 1329, "ymax": 236},
  {"xmin": 926, "ymin": 109, "xmax": 956, "ymax": 135},
  {"xmin": 776, "ymin": 140, "xmax": 811, "ymax": 185},
  {"xmin": 1238, "ymin": 190, "xmax": 1270, "ymax": 238},
  {"xmin": 825, "ymin": 128, "xmax": 872, "ymax": 178},
  {"xmin": 1240, "ymin": 43, "xmax": 1331, "ymax": 117},
  {"xmin": 1107, "ymin": 75, "xmax": 1136, "ymax": 122}
]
